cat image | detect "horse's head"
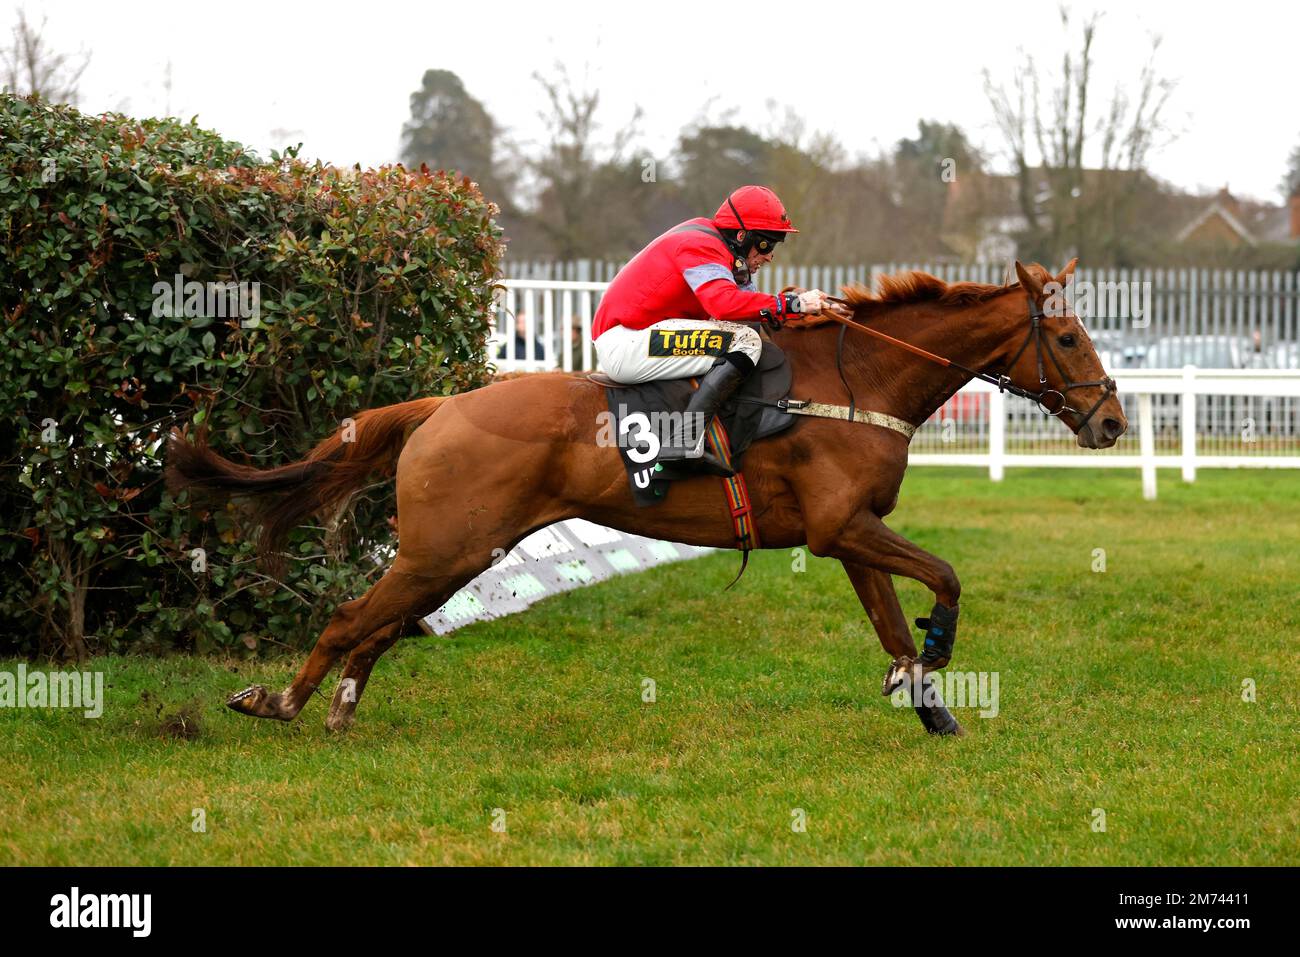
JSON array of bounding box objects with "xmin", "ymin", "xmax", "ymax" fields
[{"xmin": 1001, "ymin": 260, "xmax": 1127, "ymax": 450}]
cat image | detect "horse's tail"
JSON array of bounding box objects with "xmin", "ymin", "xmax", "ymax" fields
[{"xmin": 165, "ymin": 396, "xmax": 446, "ymax": 565}]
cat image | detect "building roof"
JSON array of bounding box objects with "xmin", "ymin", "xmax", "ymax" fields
[
  {"xmin": 1176, "ymin": 195, "xmax": 1256, "ymax": 245},
  {"xmin": 1175, "ymin": 185, "xmax": 1298, "ymax": 246}
]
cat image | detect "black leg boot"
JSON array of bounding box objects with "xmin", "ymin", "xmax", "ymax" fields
[{"xmin": 657, "ymin": 352, "xmax": 754, "ymax": 475}]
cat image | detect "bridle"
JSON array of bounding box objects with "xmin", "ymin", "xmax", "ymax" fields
[
  {"xmin": 1001, "ymin": 298, "xmax": 1118, "ymax": 429},
  {"xmin": 822, "ymin": 294, "xmax": 1118, "ymax": 432}
]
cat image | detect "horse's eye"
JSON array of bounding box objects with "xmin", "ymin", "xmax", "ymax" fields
[{"xmin": 1058, "ymin": 334, "xmax": 1077, "ymax": 348}]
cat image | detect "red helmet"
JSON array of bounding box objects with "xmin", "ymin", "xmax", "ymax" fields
[{"xmin": 712, "ymin": 185, "xmax": 799, "ymax": 234}]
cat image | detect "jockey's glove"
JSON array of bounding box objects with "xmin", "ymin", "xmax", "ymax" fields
[{"xmin": 795, "ymin": 290, "xmax": 830, "ymax": 314}]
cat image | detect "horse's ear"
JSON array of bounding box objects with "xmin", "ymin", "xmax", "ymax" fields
[
  {"xmin": 1055, "ymin": 258, "xmax": 1079, "ymax": 285},
  {"xmin": 1014, "ymin": 260, "xmax": 1044, "ymax": 300}
]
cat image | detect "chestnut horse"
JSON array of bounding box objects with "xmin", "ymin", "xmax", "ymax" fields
[{"xmin": 167, "ymin": 260, "xmax": 1126, "ymax": 736}]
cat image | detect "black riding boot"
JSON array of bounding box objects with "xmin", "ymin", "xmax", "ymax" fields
[{"xmin": 657, "ymin": 353, "xmax": 754, "ymax": 475}]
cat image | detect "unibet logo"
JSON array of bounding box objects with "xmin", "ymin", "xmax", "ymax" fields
[{"xmin": 648, "ymin": 329, "xmax": 733, "ymax": 358}]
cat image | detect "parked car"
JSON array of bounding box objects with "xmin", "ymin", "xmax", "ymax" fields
[
  {"xmin": 1088, "ymin": 330, "xmax": 1146, "ymax": 370},
  {"xmin": 1137, "ymin": 337, "xmax": 1299, "ymax": 437},
  {"xmin": 937, "ymin": 391, "xmax": 987, "ymax": 423},
  {"xmin": 1247, "ymin": 342, "xmax": 1300, "ymax": 370},
  {"xmin": 1140, "ymin": 336, "xmax": 1252, "ymax": 369}
]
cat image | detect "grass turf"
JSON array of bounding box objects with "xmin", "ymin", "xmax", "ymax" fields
[{"xmin": 2, "ymin": 467, "xmax": 1297, "ymax": 865}]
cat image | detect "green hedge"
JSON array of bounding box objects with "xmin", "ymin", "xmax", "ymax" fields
[{"xmin": 0, "ymin": 94, "xmax": 503, "ymax": 658}]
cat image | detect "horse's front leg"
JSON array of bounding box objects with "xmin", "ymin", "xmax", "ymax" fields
[
  {"xmin": 813, "ymin": 510, "xmax": 961, "ymax": 671},
  {"xmin": 807, "ymin": 506, "xmax": 964, "ymax": 735},
  {"xmin": 842, "ymin": 561, "xmax": 917, "ymax": 661},
  {"xmin": 842, "ymin": 561, "xmax": 963, "ymax": 736}
]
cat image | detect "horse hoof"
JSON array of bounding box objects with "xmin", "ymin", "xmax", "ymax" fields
[
  {"xmin": 882, "ymin": 658, "xmax": 913, "ymax": 696},
  {"xmin": 226, "ymin": 684, "xmax": 289, "ymax": 720},
  {"xmin": 918, "ymin": 656, "xmax": 951, "ymax": 673},
  {"xmin": 325, "ymin": 711, "xmax": 355, "ymax": 733},
  {"xmin": 916, "ymin": 704, "xmax": 965, "ymax": 736},
  {"xmin": 227, "ymin": 684, "xmax": 266, "ymax": 712},
  {"xmin": 325, "ymin": 680, "xmax": 358, "ymax": 732},
  {"xmin": 325, "ymin": 697, "xmax": 356, "ymax": 733}
]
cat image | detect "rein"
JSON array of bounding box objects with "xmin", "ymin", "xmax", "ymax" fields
[{"xmin": 822, "ymin": 295, "xmax": 1117, "ymax": 430}]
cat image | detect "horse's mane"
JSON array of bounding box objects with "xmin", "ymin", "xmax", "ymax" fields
[
  {"xmin": 784, "ymin": 269, "xmax": 1019, "ymax": 329},
  {"xmin": 845, "ymin": 271, "xmax": 1012, "ymax": 309}
]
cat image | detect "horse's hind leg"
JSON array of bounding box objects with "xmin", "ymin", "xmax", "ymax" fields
[
  {"xmin": 227, "ymin": 560, "xmax": 458, "ymax": 722},
  {"xmin": 323, "ymin": 573, "xmax": 470, "ymax": 732},
  {"xmin": 324, "ymin": 622, "xmax": 403, "ymax": 732}
]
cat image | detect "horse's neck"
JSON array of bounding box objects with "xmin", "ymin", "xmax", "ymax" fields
[{"xmin": 790, "ymin": 299, "xmax": 1017, "ymax": 426}]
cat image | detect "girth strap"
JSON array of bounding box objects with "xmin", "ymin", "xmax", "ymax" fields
[
  {"xmin": 782, "ymin": 402, "xmax": 916, "ymax": 439},
  {"xmin": 732, "ymin": 394, "xmax": 916, "ymax": 439}
]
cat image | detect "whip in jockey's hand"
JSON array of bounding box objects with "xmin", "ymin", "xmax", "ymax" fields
[{"xmin": 591, "ymin": 184, "xmax": 810, "ymax": 472}]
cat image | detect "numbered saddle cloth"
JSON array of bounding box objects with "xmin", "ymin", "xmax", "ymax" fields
[{"xmin": 594, "ymin": 336, "xmax": 795, "ymax": 507}]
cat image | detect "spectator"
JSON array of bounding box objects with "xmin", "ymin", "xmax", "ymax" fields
[
  {"xmin": 497, "ymin": 311, "xmax": 545, "ymax": 362},
  {"xmin": 568, "ymin": 319, "xmax": 591, "ymax": 370}
]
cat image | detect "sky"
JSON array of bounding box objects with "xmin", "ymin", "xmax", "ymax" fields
[{"xmin": 5, "ymin": 0, "xmax": 1298, "ymax": 204}]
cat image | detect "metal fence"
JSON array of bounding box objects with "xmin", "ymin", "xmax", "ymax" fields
[{"xmin": 502, "ymin": 261, "xmax": 1300, "ymax": 369}]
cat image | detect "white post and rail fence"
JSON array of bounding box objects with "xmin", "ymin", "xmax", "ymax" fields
[{"xmin": 909, "ymin": 369, "xmax": 1300, "ymax": 500}]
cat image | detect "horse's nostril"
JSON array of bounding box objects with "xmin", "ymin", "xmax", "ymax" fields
[{"xmin": 1102, "ymin": 417, "xmax": 1125, "ymax": 439}]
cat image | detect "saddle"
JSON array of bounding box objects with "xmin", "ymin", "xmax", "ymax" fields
[
  {"xmin": 588, "ymin": 333, "xmax": 795, "ymax": 503},
  {"xmin": 586, "ymin": 333, "xmax": 796, "ymax": 578}
]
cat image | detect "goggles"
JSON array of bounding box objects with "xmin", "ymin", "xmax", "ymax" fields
[{"xmin": 749, "ymin": 231, "xmax": 785, "ymax": 255}]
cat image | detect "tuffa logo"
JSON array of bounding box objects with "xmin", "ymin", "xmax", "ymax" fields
[
  {"xmin": 648, "ymin": 328, "xmax": 733, "ymax": 358},
  {"xmin": 49, "ymin": 887, "xmax": 151, "ymax": 937}
]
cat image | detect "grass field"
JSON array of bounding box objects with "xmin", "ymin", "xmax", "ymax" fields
[{"xmin": 2, "ymin": 468, "xmax": 1297, "ymax": 866}]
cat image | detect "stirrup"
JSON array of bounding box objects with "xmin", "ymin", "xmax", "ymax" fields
[
  {"xmin": 657, "ymin": 427, "xmax": 733, "ymax": 477},
  {"xmin": 658, "ymin": 451, "xmax": 734, "ymax": 478},
  {"xmin": 658, "ymin": 430, "xmax": 708, "ymax": 461}
]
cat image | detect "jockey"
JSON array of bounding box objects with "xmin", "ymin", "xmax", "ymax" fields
[{"xmin": 592, "ymin": 185, "xmax": 833, "ymax": 470}]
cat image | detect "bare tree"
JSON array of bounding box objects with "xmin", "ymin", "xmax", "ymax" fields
[
  {"xmin": 527, "ymin": 61, "xmax": 645, "ymax": 260},
  {"xmin": 1, "ymin": 8, "xmax": 90, "ymax": 105},
  {"xmin": 984, "ymin": 6, "xmax": 1176, "ymax": 265}
]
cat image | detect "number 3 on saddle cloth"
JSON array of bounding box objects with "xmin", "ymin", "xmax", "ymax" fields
[{"xmin": 587, "ymin": 332, "xmax": 796, "ymax": 560}]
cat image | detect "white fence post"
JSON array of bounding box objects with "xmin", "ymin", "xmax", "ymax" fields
[
  {"xmin": 1138, "ymin": 392, "xmax": 1157, "ymax": 500},
  {"xmin": 989, "ymin": 389, "xmax": 1005, "ymax": 481},
  {"xmin": 561, "ymin": 289, "xmax": 573, "ymax": 371},
  {"xmin": 541, "ymin": 290, "xmax": 554, "ymax": 369},
  {"xmin": 1181, "ymin": 365, "xmax": 1197, "ymax": 483},
  {"xmin": 581, "ymin": 290, "xmax": 593, "ymax": 371}
]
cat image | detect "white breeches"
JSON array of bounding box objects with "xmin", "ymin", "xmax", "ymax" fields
[{"xmin": 594, "ymin": 318, "xmax": 763, "ymax": 385}]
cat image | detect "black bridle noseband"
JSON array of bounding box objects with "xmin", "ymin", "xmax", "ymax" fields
[{"xmin": 994, "ymin": 299, "xmax": 1117, "ymax": 431}]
